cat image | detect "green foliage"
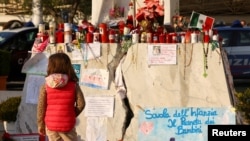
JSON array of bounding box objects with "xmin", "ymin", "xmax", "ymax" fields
[
  {"xmin": 0, "ymin": 96, "xmax": 21, "ymax": 122},
  {"xmin": 235, "ymin": 88, "xmax": 250, "ymax": 124},
  {"xmin": 78, "ymin": 0, "xmax": 92, "ymax": 17},
  {"xmin": 0, "ymin": 50, "xmax": 11, "ymax": 76},
  {"xmin": 1, "ymin": 0, "xmax": 92, "ymax": 24},
  {"xmin": 28, "ymin": 0, "xmax": 91, "ymax": 23},
  {"xmin": 120, "ymin": 36, "xmax": 133, "ymax": 53},
  {"xmin": 210, "ymin": 40, "xmax": 219, "ymax": 51}
]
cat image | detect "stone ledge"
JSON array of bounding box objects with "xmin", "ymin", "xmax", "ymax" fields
[{"xmin": 0, "ymin": 91, "xmax": 22, "ymax": 101}]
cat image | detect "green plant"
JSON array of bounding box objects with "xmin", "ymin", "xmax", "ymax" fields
[
  {"xmin": 0, "ymin": 50, "xmax": 11, "ymax": 76},
  {"xmin": 120, "ymin": 36, "xmax": 133, "ymax": 53},
  {"xmin": 235, "ymin": 88, "xmax": 250, "ymax": 124},
  {"xmin": 0, "ymin": 96, "xmax": 21, "ymax": 122}
]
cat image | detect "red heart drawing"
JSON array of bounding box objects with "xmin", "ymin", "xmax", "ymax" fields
[{"xmin": 139, "ymin": 121, "xmax": 154, "ymax": 135}]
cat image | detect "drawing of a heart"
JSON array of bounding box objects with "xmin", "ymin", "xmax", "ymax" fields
[{"xmin": 139, "ymin": 121, "xmax": 154, "ymax": 135}]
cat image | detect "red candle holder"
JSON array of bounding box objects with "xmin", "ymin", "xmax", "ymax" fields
[
  {"xmin": 86, "ymin": 32, "xmax": 93, "ymax": 43},
  {"xmin": 159, "ymin": 33, "xmax": 165, "ymax": 43}
]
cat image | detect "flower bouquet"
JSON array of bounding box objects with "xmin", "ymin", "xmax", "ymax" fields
[
  {"xmin": 135, "ymin": 0, "xmax": 164, "ymax": 24},
  {"xmin": 109, "ymin": 5, "xmax": 125, "ymax": 19},
  {"xmin": 172, "ymin": 15, "xmax": 189, "ymax": 32}
]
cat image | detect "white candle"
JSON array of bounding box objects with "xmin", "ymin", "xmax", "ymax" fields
[
  {"xmin": 132, "ymin": 33, "xmax": 139, "ymax": 43},
  {"xmin": 191, "ymin": 33, "xmax": 198, "ymax": 43}
]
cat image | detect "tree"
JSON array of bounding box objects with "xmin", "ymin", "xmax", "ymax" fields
[
  {"xmin": 31, "ymin": 0, "xmax": 43, "ymax": 26},
  {"xmin": 41, "ymin": 0, "xmax": 80, "ymax": 23},
  {"xmin": 36, "ymin": 0, "xmax": 91, "ymax": 24},
  {"xmin": 0, "ymin": 0, "xmax": 92, "ymax": 25}
]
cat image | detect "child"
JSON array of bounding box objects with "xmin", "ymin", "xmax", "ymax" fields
[{"xmin": 37, "ymin": 52, "xmax": 85, "ymax": 141}]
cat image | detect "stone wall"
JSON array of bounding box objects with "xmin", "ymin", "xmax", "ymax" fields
[{"xmin": 15, "ymin": 43, "xmax": 234, "ymax": 141}]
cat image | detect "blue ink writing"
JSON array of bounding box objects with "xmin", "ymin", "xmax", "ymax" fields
[
  {"xmin": 176, "ymin": 125, "xmax": 202, "ymax": 135},
  {"xmin": 180, "ymin": 117, "xmax": 202, "ymax": 126},
  {"xmin": 145, "ymin": 108, "xmax": 170, "ymax": 119},
  {"xmin": 173, "ymin": 108, "xmax": 189, "ymax": 118},
  {"xmin": 205, "ymin": 116, "xmax": 215, "ymax": 124},
  {"xmin": 191, "ymin": 108, "xmax": 218, "ymax": 117},
  {"xmin": 168, "ymin": 119, "xmax": 177, "ymax": 128}
]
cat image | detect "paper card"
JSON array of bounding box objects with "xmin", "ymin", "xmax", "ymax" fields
[
  {"xmin": 148, "ymin": 44, "xmax": 177, "ymax": 65},
  {"xmin": 86, "ymin": 117, "xmax": 107, "ymax": 141},
  {"xmin": 71, "ymin": 47, "xmax": 84, "ymax": 61},
  {"xmin": 25, "ymin": 75, "xmax": 45, "ymax": 104},
  {"xmin": 84, "ymin": 96, "xmax": 114, "ymax": 117},
  {"xmin": 72, "ymin": 63, "xmax": 81, "ymax": 79},
  {"xmin": 80, "ymin": 68, "xmax": 109, "ymax": 90},
  {"xmin": 55, "ymin": 43, "xmax": 66, "ymax": 53},
  {"xmin": 81, "ymin": 43, "xmax": 101, "ymax": 60}
]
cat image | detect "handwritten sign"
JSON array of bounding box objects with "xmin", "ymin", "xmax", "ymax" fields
[
  {"xmin": 138, "ymin": 107, "xmax": 235, "ymax": 141},
  {"xmin": 71, "ymin": 47, "xmax": 84, "ymax": 61},
  {"xmin": 84, "ymin": 96, "xmax": 114, "ymax": 117},
  {"xmin": 147, "ymin": 44, "xmax": 177, "ymax": 65},
  {"xmin": 80, "ymin": 69, "xmax": 109, "ymax": 89},
  {"xmin": 81, "ymin": 43, "xmax": 101, "ymax": 60},
  {"xmin": 25, "ymin": 75, "xmax": 45, "ymax": 104}
]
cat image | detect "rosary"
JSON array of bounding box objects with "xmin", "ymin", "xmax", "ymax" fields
[{"xmin": 203, "ymin": 43, "xmax": 209, "ymax": 77}]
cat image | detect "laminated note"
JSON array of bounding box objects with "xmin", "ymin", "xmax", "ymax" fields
[{"xmin": 22, "ymin": 52, "xmax": 49, "ymax": 76}]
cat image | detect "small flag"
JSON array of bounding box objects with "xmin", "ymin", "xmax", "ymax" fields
[{"xmin": 189, "ymin": 11, "xmax": 215, "ymax": 29}]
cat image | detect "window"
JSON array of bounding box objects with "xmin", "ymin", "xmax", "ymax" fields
[
  {"xmin": 17, "ymin": 34, "xmax": 27, "ymax": 51},
  {"xmin": 238, "ymin": 30, "xmax": 250, "ymax": 46},
  {"xmin": 218, "ymin": 30, "xmax": 233, "ymax": 47}
]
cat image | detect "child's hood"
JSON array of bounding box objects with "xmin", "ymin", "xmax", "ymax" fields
[{"xmin": 45, "ymin": 73, "xmax": 69, "ymax": 88}]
